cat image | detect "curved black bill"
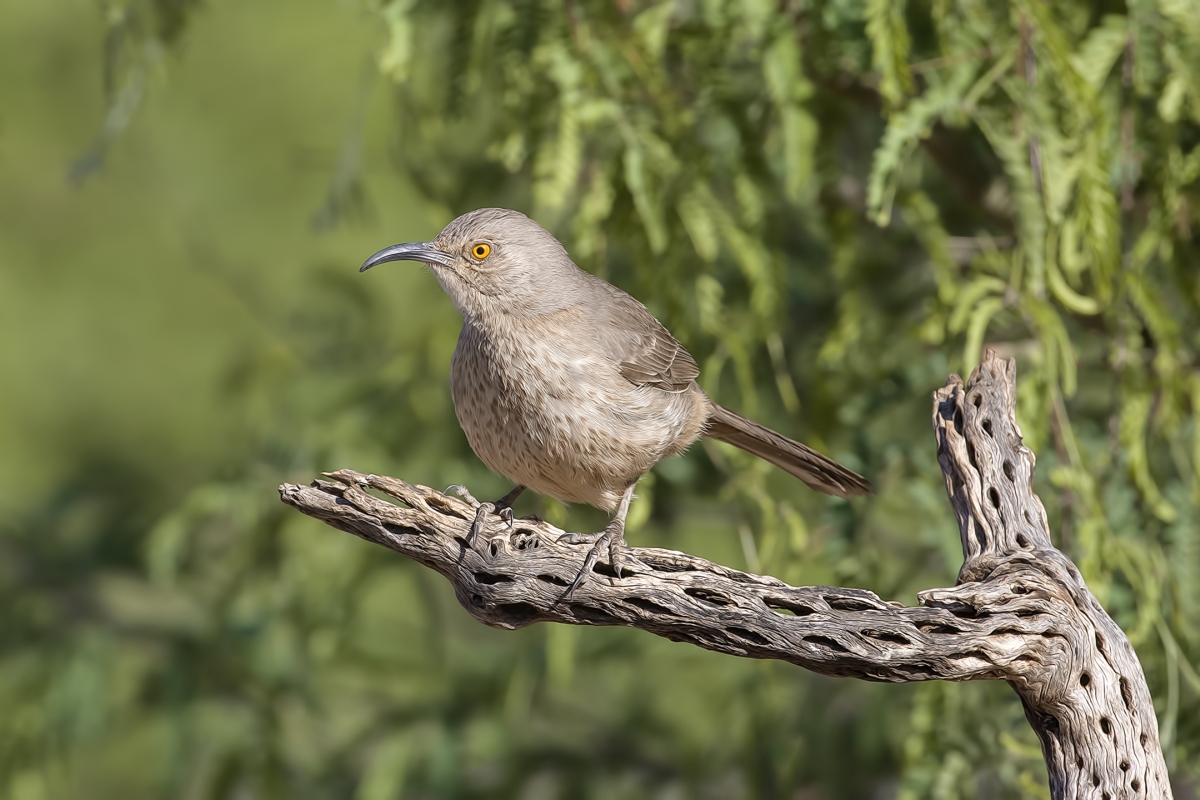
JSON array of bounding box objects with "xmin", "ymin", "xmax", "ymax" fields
[{"xmin": 360, "ymin": 242, "xmax": 453, "ymax": 272}]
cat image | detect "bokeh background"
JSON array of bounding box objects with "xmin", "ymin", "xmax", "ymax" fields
[{"xmin": 2, "ymin": 0, "xmax": 1199, "ymax": 797}]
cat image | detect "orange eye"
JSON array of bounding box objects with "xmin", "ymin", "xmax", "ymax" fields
[{"xmin": 472, "ymin": 243, "xmax": 491, "ymax": 259}]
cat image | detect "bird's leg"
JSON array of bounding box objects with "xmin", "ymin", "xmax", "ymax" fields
[
  {"xmin": 488, "ymin": 484, "xmax": 525, "ymax": 528},
  {"xmin": 559, "ymin": 484, "xmax": 635, "ymax": 596},
  {"xmin": 445, "ymin": 484, "xmax": 525, "ymax": 547}
]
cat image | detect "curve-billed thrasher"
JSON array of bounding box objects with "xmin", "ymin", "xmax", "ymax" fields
[{"xmin": 362, "ymin": 208, "xmax": 870, "ymax": 591}]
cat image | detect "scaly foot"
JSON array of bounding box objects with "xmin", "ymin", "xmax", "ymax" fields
[
  {"xmin": 444, "ymin": 484, "xmax": 524, "ymax": 547},
  {"xmin": 558, "ymin": 519, "xmax": 628, "ymax": 596}
]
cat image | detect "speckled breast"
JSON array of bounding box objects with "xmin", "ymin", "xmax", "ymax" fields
[{"xmin": 448, "ymin": 318, "xmax": 706, "ymax": 512}]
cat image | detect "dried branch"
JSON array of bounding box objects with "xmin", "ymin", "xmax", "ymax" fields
[{"xmin": 279, "ymin": 351, "xmax": 1171, "ymax": 799}]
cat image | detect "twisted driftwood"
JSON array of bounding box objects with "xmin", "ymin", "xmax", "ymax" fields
[{"xmin": 279, "ymin": 351, "xmax": 1171, "ymax": 799}]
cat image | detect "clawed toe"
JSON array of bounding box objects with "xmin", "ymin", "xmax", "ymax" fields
[
  {"xmin": 468, "ymin": 502, "xmax": 494, "ymax": 547},
  {"xmin": 457, "ymin": 486, "xmax": 525, "ymax": 548},
  {"xmin": 608, "ymin": 535, "xmax": 626, "ymax": 579},
  {"xmin": 444, "ymin": 484, "xmax": 480, "ymax": 506},
  {"xmin": 562, "ymin": 524, "xmax": 628, "ymax": 596}
]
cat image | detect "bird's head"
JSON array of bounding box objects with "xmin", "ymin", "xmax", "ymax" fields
[{"xmin": 360, "ymin": 208, "xmax": 584, "ymax": 320}]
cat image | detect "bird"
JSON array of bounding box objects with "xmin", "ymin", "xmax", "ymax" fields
[{"xmin": 361, "ymin": 208, "xmax": 870, "ymax": 593}]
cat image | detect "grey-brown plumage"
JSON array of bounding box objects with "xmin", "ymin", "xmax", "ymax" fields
[{"xmin": 361, "ymin": 208, "xmax": 870, "ymax": 591}]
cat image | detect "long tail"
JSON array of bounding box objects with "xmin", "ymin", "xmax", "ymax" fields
[{"xmin": 703, "ymin": 403, "xmax": 872, "ymax": 498}]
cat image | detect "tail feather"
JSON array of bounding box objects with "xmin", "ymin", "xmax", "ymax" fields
[{"xmin": 704, "ymin": 404, "xmax": 871, "ymax": 498}]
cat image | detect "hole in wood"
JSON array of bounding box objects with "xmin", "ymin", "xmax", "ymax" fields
[
  {"xmin": 471, "ymin": 594, "xmax": 484, "ymax": 607},
  {"xmin": 981, "ymin": 418, "xmax": 993, "ymax": 436},
  {"xmin": 381, "ymin": 521, "xmax": 412, "ymax": 539},
  {"xmin": 1119, "ymin": 760, "xmax": 1129, "ymax": 771},
  {"xmin": 1003, "ymin": 460, "xmax": 1015, "ymax": 481},
  {"xmin": 1100, "ymin": 717, "xmax": 1112, "ymax": 735},
  {"xmin": 768, "ymin": 605, "xmax": 814, "ymax": 617},
  {"xmin": 536, "ymin": 573, "xmax": 568, "ymax": 587},
  {"xmin": 569, "ymin": 604, "xmax": 623, "ymax": 625},
  {"xmin": 494, "ymin": 602, "xmax": 539, "ymax": 625},
  {"xmin": 490, "ymin": 541, "xmax": 500, "ymax": 557},
  {"xmin": 803, "ymin": 635, "xmax": 850, "ymax": 653},
  {"xmin": 474, "ymin": 571, "xmax": 513, "ymax": 585},
  {"xmin": 592, "ymin": 561, "xmax": 620, "ymax": 578},
  {"xmin": 971, "ymin": 393, "xmax": 982, "ymax": 408},
  {"xmin": 688, "ymin": 587, "xmax": 734, "ymax": 607},
  {"xmin": 1080, "ymin": 672, "xmax": 1091, "ymax": 687},
  {"xmin": 1120, "ymin": 677, "xmax": 1134, "ymax": 711},
  {"xmin": 1130, "ymin": 778, "xmax": 1140, "ymax": 792},
  {"xmin": 954, "ymin": 408, "xmax": 964, "ymax": 433},
  {"xmin": 625, "ymin": 597, "xmax": 677, "ymax": 616},
  {"xmin": 1076, "ymin": 756, "xmax": 1083, "ymax": 769},
  {"xmin": 863, "ymin": 629, "xmax": 911, "ymax": 645},
  {"xmin": 967, "ymin": 440, "xmax": 978, "ymax": 468},
  {"xmin": 825, "ymin": 596, "xmax": 877, "ymax": 612},
  {"xmin": 728, "ymin": 626, "xmax": 771, "ymax": 646},
  {"xmin": 763, "ymin": 597, "xmax": 814, "ymax": 615},
  {"xmin": 988, "ymin": 487, "xmax": 1000, "ymax": 508},
  {"xmin": 1032, "ymin": 714, "xmax": 1060, "ymax": 738},
  {"xmin": 1093, "ymin": 773, "xmax": 1101, "ymax": 787},
  {"xmin": 917, "ymin": 622, "xmax": 962, "ymax": 634},
  {"xmin": 902, "ymin": 663, "xmax": 941, "ymax": 679},
  {"xmin": 1016, "ymin": 534, "xmax": 1029, "ymax": 547},
  {"xmin": 1139, "ymin": 733, "xmax": 1148, "ymax": 748},
  {"xmin": 1011, "ymin": 584, "xmax": 1029, "ymax": 595}
]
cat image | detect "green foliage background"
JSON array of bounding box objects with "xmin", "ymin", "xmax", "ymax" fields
[{"xmin": 1, "ymin": 0, "xmax": 1198, "ymax": 796}]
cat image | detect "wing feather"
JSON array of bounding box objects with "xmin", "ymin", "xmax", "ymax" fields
[{"xmin": 587, "ymin": 283, "xmax": 699, "ymax": 393}]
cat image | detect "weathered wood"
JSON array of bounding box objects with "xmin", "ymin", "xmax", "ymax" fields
[{"xmin": 278, "ymin": 350, "xmax": 1171, "ymax": 799}]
